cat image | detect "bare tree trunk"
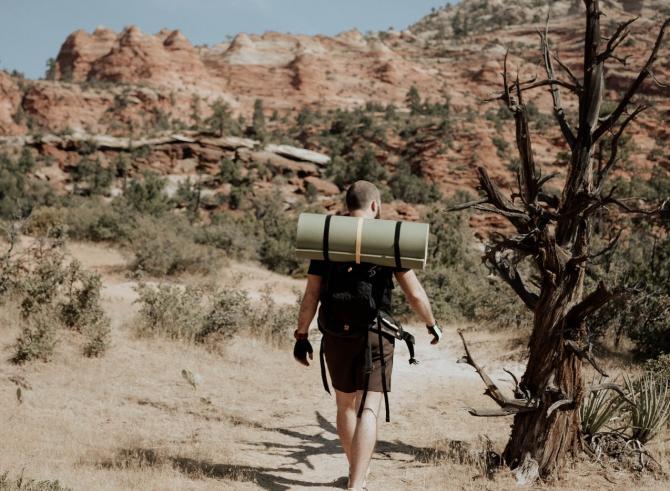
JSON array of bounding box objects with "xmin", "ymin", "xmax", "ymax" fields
[
  {"xmin": 504, "ymin": 279, "xmax": 584, "ymax": 474},
  {"xmin": 452, "ymin": 0, "xmax": 669, "ymax": 480}
]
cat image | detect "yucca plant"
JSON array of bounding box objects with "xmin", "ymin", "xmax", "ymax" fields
[
  {"xmin": 580, "ymin": 379, "xmax": 627, "ymax": 436},
  {"xmin": 624, "ymin": 373, "xmax": 670, "ymax": 444}
]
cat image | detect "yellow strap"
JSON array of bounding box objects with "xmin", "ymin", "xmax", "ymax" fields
[{"xmin": 354, "ymin": 217, "xmax": 364, "ymax": 264}]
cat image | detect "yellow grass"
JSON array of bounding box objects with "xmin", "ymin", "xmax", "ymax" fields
[{"xmin": 0, "ymin": 242, "xmax": 668, "ymax": 490}]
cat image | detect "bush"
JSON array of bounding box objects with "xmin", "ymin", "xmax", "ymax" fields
[
  {"xmin": 198, "ymin": 289, "xmax": 251, "ymax": 341},
  {"xmin": 63, "ymin": 199, "xmax": 128, "ymax": 242},
  {"xmin": 196, "ymin": 212, "xmax": 259, "ymax": 260},
  {"xmin": 58, "ymin": 260, "xmax": 111, "ymax": 356},
  {"xmin": 12, "ymin": 308, "xmax": 59, "ymax": 363},
  {"xmin": 134, "ymin": 283, "xmax": 205, "ymax": 341},
  {"xmin": 645, "ymin": 354, "xmax": 670, "ymax": 383},
  {"xmin": 391, "ymin": 196, "xmax": 530, "ymax": 328},
  {"xmin": 127, "ymin": 216, "xmax": 220, "ymax": 276},
  {"xmin": 133, "ymin": 282, "xmax": 296, "ymax": 346},
  {"xmin": 121, "ymin": 172, "xmax": 172, "ymax": 216},
  {"xmin": 24, "ymin": 207, "xmax": 66, "ymax": 236},
  {"xmin": 624, "ymin": 373, "xmax": 670, "ymax": 444},
  {"xmin": 2, "ymin": 235, "xmax": 110, "ymax": 362},
  {"xmin": 389, "ymin": 161, "xmax": 441, "ymax": 204},
  {"xmin": 249, "ymin": 287, "xmax": 299, "ymax": 345},
  {"xmin": 0, "ymin": 149, "xmax": 56, "ymax": 219},
  {"xmin": 0, "ymin": 470, "xmax": 70, "ymax": 490}
]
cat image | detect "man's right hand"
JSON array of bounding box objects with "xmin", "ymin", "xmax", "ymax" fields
[{"xmin": 293, "ymin": 338, "xmax": 314, "ymax": 366}]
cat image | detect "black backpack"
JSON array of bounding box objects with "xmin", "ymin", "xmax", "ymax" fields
[
  {"xmin": 317, "ymin": 261, "xmax": 417, "ymax": 422},
  {"xmin": 318, "ymin": 262, "xmax": 388, "ymax": 336}
]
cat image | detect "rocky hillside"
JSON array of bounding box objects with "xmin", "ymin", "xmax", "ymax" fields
[{"xmin": 0, "ymin": 0, "xmax": 668, "ymax": 214}]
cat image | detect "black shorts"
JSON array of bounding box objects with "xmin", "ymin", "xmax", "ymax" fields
[{"xmin": 322, "ymin": 330, "xmax": 395, "ymax": 393}]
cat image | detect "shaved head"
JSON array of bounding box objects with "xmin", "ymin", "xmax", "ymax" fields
[{"xmin": 345, "ymin": 180, "xmax": 381, "ymax": 215}]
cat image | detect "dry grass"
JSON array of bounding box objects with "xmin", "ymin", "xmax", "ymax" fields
[{"xmin": 0, "ymin": 242, "xmax": 669, "ymax": 490}]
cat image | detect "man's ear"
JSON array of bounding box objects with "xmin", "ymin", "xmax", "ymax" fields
[{"xmin": 370, "ymin": 200, "xmax": 378, "ymax": 216}]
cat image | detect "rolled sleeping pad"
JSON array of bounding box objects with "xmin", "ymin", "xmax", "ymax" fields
[{"xmin": 295, "ymin": 213, "xmax": 430, "ymax": 270}]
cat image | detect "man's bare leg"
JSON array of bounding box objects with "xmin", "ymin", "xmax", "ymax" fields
[
  {"xmin": 335, "ymin": 389, "xmax": 357, "ymax": 464},
  {"xmin": 348, "ymin": 391, "xmax": 382, "ymax": 489}
]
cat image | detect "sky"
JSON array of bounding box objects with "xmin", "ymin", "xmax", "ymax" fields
[{"xmin": 0, "ymin": 0, "xmax": 453, "ymax": 79}]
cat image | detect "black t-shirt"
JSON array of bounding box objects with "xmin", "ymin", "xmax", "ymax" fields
[{"xmin": 308, "ymin": 259, "xmax": 409, "ymax": 313}]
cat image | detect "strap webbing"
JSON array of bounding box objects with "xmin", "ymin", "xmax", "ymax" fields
[
  {"xmin": 323, "ymin": 215, "xmax": 332, "ymax": 262},
  {"xmin": 377, "ymin": 316, "xmax": 390, "ymax": 422},
  {"xmin": 319, "ymin": 337, "xmax": 331, "ymax": 395},
  {"xmin": 393, "ymin": 221, "xmax": 402, "ymax": 270},
  {"xmin": 354, "ymin": 217, "xmax": 364, "ymax": 264}
]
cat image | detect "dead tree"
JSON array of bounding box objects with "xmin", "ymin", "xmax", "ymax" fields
[{"xmin": 452, "ymin": 0, "xmax": 669, "ymax": 480}]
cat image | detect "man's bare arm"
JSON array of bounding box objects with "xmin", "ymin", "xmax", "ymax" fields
[
  {"xmin": 297, "ymin": 274, "xmax": 322, "ymax": 336},
  {"xmin": 395, "ymin": 270, "xmax": 436, "ymax": 326}
]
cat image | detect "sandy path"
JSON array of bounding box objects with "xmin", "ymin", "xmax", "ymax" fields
[{"xmin": 2, "ymin": 243, "xmax": 665, "ymax": 490}]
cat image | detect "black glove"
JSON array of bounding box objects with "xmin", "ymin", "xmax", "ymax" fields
[
  {"xmin": 293, "ymin": 331, "xmax": 313, "ymax": 366},
  {"xmin": 426, "ymin": 323, "xmax": 442, "ymax": 345}
]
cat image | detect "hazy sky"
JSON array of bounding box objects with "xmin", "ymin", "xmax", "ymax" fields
[{"xmin": 0, "ymin": 0, "xmax": 453, "ymax": 79}]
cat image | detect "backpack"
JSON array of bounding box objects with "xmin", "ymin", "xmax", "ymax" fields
[
  {"xmin": 317, "ymin": 261, "xmax": 418, "ymax": 422},
  {"xmin": 318, "ymin": 262, "xmax": 388, "ymax": 336}
]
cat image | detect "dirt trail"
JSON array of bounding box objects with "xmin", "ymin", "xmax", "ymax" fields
[{"xmin": 2, "ymin": 244, "xmax": 665, "ymax": 490}]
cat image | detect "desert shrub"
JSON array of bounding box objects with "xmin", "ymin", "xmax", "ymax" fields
[
  {"xmin": 254, "ymin": 193, "xmax": 302, "ymax": 275},
  {"xmin": 63, "ymin": 198, "xmax": 128, "ymax": 242},
  {"xmin": 127, "ymin": 215, "xmax": 219, "ymax": 276},
  {"xmin": 23, "ymin": 206, "xmax": 66, "ymax": 236},
  {"xmin": 198, "ymin": 289, "xmax": 251, "ymax": 342},
  {"xmin": 389, "ymin": 161, "xmax": 441, "ymax": 204},
  {"xmin": 390, "ymin": 196, "xmax": 529, "ymax": 327},
  {"xmin": 134, "ymin": 283, "xmax": 205, "ymax": 341},
  {"xmin": 71, "ymin": 157, "xmax": 115, "ymax": 196},
  {"xmin": 249, "ymin": 287, "xmax": 299, "ymax": 345},
  {"xmin": 580, "ymin": 380, "xmax": 627, "ymax": 436},
  {"xmin": 624, "ymin": 373, "xmax": 670, "ymax": 444},
  {"xmin": 0, "ymin": 470, "xmax": 70, "ymax": 490},
  {"xmin": 645, "ymin": 354, "xmax": 670, "ymax": 383},
  {"xmin": 58, "ymin": 260, "xmax": 110, "ymax": 356},
  {"xmin": 327, "ymin": 146, "xmax": 388, "ymax": 190},
  {"xmin": 196, "ymin": 212, "xmax": 259, "ymax": 260},
  {"xmin": 2, "ymin": 235, "xmax": 110, "ymax": 361},
  {"xmin": 588, "ymin": 223, "xmax": 670, "ymax": 359},
  {"xmin": 18, "ymin": 241, "xmax": 68, "ymax": 317},
  {"xmin": 133, "ymin": 282, "xmax": 298, "ymax": 347},
  {"xmin": 0, "ymin": 149, "xmax": 56, "ymax": 219},
  {"xmin": 121, "ymin": 172, "xmax": 172, "ymax": 216},
  {"xmin": 12, "ymin": 308, "xmax": 59, "ymax": 363}
]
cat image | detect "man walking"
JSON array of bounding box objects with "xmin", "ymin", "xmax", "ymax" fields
[{"xmin": 293, "ymin": 180, "xmax": 440, "ymax": 490}]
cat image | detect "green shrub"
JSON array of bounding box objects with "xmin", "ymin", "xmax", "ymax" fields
[
  {"xmin": 24, "ymin": 207, "xmax": 66, "ymax": 236},
  {"xmin": 133, "ymin": 282, "xmax": 296, "ymax": 346},
  {"xmin": 134, "ymin": 283, "xmax": 205, "ymax": 341},
  {"xmin": 63, "ymin": 199, "xmax": 128, "ymax": 242},
  {"xmin": 391, "ymin": 197, "xmax": 529, "ymax": 327},
  {"xmin": 0, "ymin": 470, "xmax": 70, "ymax": 490},
  {"xmin": 645, "ymin": 354, "xmax": 670, "ymax": 383},
  {"xmin": 127, "ymin": 216, "xmax": 219, "ymax": 276},
  {"xmin": 71, "ymin": 157, "xmax": 115, "ymax": 196},
  {"xmin": 254, "ymin": 193, "xmax": 302, "ymax": 275},
  {"xmin": 57, "ymin": 260, "xmax": 110, "ymax": 356},
  {"xmin": 121, "ymin": 172, "xmax": 172, "ymax": 216},
  {"xmin": 580, "ymin": 380, "xmax": 627, "ymax": 436},
  {"xmin": 624, "ymin": 373, "xmax": 670, "ymax": 444},
  {"xmin": 12, "ymin": 308, "xmax": 59, "ymax": 363},
  {"xmin": 198, "ymin": 289, "xmax": 251, "ymax": 341},
  {"xmin": 0, "ymin": 149, "xmax": 56, "ymax": 219},
  {"xmin": 249, "ymin": 287, "xmax": 299, "ymax": 345},
  {"xmin": 3, "ymin": 236, "xmax": 110, "ymax": 361},
  {"xmin": 389, "ymin": 161, "xmax": 441, "ymax": 204}
]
